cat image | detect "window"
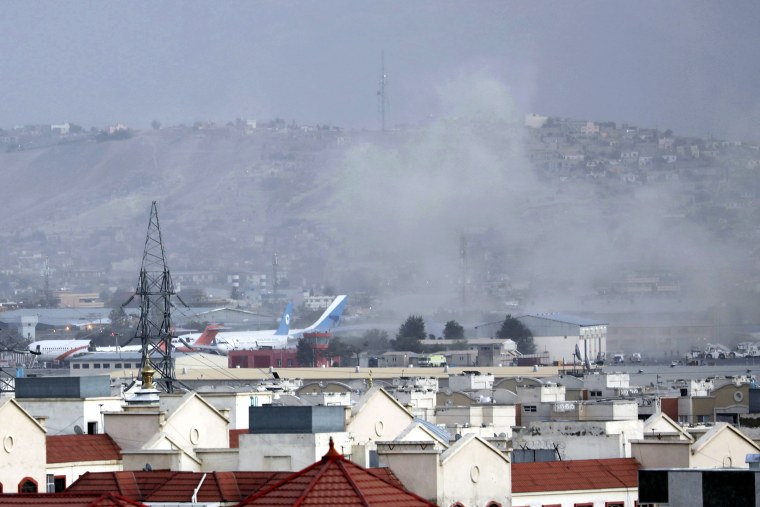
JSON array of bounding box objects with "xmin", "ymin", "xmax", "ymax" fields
[
  {"xmin": 115, "ymin": 363, "xmax": 122, "ymax": 368},
  {"xmin": 46, "ymin": 475, "xmax": 54, "ymax": 493},
  {"xmin": 54, "ymin": 476, "xmax": 66, "ymax": 493},
  {"xmin": 574, "ymin": 503, "xmax": 593, "ymax": 507},
  {"xmin": 605, "ymin": 502, "xmax": 625, "ymax": 507},
  {"xmin": 590, "ymin": 390, "xmax": 602, "ymax": 397},
  {"xmin": 102, "ymin": 363, "xmax": 110, "ymax": 368},
  {"xmin": 87, "ymin": 421, "xmax": 97, "ymax": 434},
  {"xmin": 94, "ymin": 363, "xmax": 101, "ymax": 368},
  {"xmin": 524, "ymin": 405, "xmax": 537, "ymax": 412},
  {"xmin": 82, "ymin": 364, "xmax": 90, "ymax": 369},
  {"xmin": 73, "ymin": 364, "xmax": 80, "ymax": 369},
  {"xmin": 18, "ymin": 478, "xmax": 37, "ymax": 493}
]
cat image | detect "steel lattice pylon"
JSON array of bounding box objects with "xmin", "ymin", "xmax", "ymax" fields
[{"xmin": 129, "ymin": 201, "xmax": 177, "ymax": 392}]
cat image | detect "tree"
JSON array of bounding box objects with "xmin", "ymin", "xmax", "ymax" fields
[
  {"xmin": 496, "ymin": 314, "xmax": 536, "ymax": 354},
  {"xmin": 327, "ymin": 337, "xmax": 359, "ymax": 366},
  {"xmin": 391, "ymin": 315, "xmax": 426, "ymax": 353},
  {"xmin": 443, "ymin": 320, "xmax": 465, "ymax": 341},
  {"xmin": 296, "ymin": 338, "xmax": 315, "ymax": 367}
]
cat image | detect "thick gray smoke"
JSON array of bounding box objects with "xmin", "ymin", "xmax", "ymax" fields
[{"xmin": 330, "ymin": 75, "xmax": 751, "ymax": 316}]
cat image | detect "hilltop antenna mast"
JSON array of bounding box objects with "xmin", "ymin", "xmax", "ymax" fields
[
  {"xmin": 128, "ymin": 201, "xmax": 177, "ymax": 392},
  {"xmin": 377, "ymin": 51, "xmax": 388, "ymax": 131}
]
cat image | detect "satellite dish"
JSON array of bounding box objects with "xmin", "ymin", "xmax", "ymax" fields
[
  {"xmin": 143, "ymin": 463, "xmax": 153, "ymax": 472},
  {"xmin": 74, "ymin": 425, "xmax": 83, "ymax": 435}
]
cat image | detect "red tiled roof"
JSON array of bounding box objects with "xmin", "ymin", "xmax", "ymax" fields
[
  {"xmin": 235, "ymin": 438, "xmax": 437, "ymax": 506},
  {"xmin": 67, "ymin": 467, "xmax": 410, "ymax": 504},
  {"xmin": 512, "ymin": 458, "xmax": 639, "ymax": 493},
  {"xmin": 0, "ymin": 493, "xmax": 146, "ymax": 506},
  {"xmin": 47, "ymin": 434, "xmax": 122, "ymax": 464},
  {"xmin": 68, "ymin": 471, "xmax": 290, "ymax": 502},
  {"xmin": 229, "ymin": 428, "xmax": 247, "ymax": 448}
]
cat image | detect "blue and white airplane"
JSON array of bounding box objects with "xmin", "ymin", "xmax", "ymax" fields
[
  {"xmin": 288, "ymin": 295, "xmax": 348, "ymax": 339},
  {"xmin": 176, "ymin": 301, "xmax": 294, "ymax": 351}
]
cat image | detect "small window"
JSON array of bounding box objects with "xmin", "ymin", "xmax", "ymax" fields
[
  {"xmin": 605, "ymin": 502, "xmax": 625, "ymax": 507},
  {"xmin": 54, "ymin": 476, "xmax": 66, "ymax": 493},
  {"xmin": 18, "ymin": 478, "xmax": 37, "ymax": 493},
  {"xmin": 73, "ymin": 364, "xmax": 80, "ymax": 369},
  {"xmin": 524, "ymin": 405, "xmax": 537, "ymax": 412},
  {"xmin": 94, "ymin": 364, "xmax": 101, "ymax": 369},
  {"xmin": 574, "ymin": 504, "xmax": 593, "ymax": 507},
  {"xmin": 102, "ymin": 363, "xmax": 110, "ymax": 368},
  {"xmin": 87, "ymin": 421, "xmax": 97, "ymax": 434},
  {"xmin": 82, "ymin": 364, "xmax": 90, "ymax": 369},
  {"xmin": 46, "ymin": 475, "xmax": 55, "ymax": 493},
  {"xmin": 115, "ymin": 363, "xmax": 122, "ymax": 368}
]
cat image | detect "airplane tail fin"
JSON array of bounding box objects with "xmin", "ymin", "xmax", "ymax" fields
[
  {"xmin": 194, "ymin": 324, "xmax": 223, "ymax": 346},
  {"xmin": 275, "ymin": 302, "xmax": 293, "ymax": 335},
  {"xmin": 307, "ymin": 295, "xmax": 348, "ymax": 332}
]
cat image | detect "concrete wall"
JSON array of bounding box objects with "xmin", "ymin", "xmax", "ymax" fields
[
  {"xmin": 0, "ymin": 400, "xmax": 46, "ymax": 493},
  {"xmin": 104, "ymin": 412, "xmax": 163, "ymax": 451},
  {"xmin": 18, "ymin": 397, "xmax": 122, "ymax": 435},
  {"xmin": 631, "ymin": 441, "xmax": 691, "ymax": 468},
  {"xmin": 377, "ymin": 443, "xmax": 440, "ymax": 503},
  {"xmin": 238, "ymin": 432, "xmax": 350, "ymax": 471},
  {"xmin": 440, "ymin": 438, "xmax": 510, "ymax": 507}
]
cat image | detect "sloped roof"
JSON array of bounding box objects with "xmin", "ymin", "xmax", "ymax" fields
[
  {"xmin": 691, "ymin": 422, "xmax": 760, "ymax": 455},
  {"xmin": 520, "ymin": 313, "xmax": 607, "ymax": 327},
  {"xmin": 47, "ymin": 434, "xmax": 122, "ymax": 464},
  {"xmin": 0, "ymin": 493, "xmax": 146, "ymax": 506},
  {"xmin": 236, "ymin": 438, "xmax": 437, "ymax": 506},
  {"xmin": 512, "ymin": 458, "xmax": 639, "ymax": 493},
  {"xmin": 69, "ymin": 468, "xmax": 410, "ymax": 504}
]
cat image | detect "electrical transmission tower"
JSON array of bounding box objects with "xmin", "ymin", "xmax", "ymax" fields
[{"xmin": 125, "ymin": 201, "xmax": 179, "ymax": 392}]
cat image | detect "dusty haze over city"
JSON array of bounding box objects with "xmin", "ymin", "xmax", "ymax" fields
[{"xmin": 1, "ymin": 1, "xmax": 760, "ymax": 339}]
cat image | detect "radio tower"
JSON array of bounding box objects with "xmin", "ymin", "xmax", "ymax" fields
[
  {"xmin": 377, "ymin": 51, "xmax": 388, "ymax": 132},
  {"xmin": 126, "ymin": 202, "xmax": 178, "ymax": 392}
]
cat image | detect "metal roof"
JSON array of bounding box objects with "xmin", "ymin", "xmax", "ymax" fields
[{"xmin": 520, "ymin": 313, "xmax": 607, "ymax": 327}]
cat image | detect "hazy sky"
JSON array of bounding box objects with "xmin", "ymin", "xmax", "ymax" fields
[{"xmin": 2, "ymin": 1, "xmax": 759, "ymax": 140}]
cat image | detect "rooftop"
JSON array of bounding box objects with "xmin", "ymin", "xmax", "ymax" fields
[{"xmin": 512, "ymin": 458, "xmax": 639, "ymax": 493}]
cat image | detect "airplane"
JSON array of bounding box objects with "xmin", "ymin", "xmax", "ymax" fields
[
  {"xmin": 174, "ymin": 295, "xmax": 347, "ymax": 351},
  {"xmin": 27, "ymin": 339, "xmax": 92, "ymax": 362},
  {"xmin": 288, "ymin": 295, "xmax": 348, "ymax": 338},
  {"xmin": 28, "ymin": 324, "xmax": 227, "ymax": 362},
  {"xmin": 176, "ymin": 301, "xmax": 294, "ymax": 351}
]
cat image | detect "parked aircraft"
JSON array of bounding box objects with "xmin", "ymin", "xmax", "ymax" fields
[
  {"xmin": 288, "ymin": 295, "xmax": 348, "ymax": 338},
  {"xmin": 176, "ymin": 301, "xmax": 294, "ymax": 351},
  {"xmin": 27, "ymin": 339, "xmax": 92, "ymax": 362},
  {"xmin": 175, "ymin": 295, "xmax": 347, "ymax": 351}
]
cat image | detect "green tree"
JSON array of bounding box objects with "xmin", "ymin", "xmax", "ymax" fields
[
  {"xmin": 296, "ymin": 338, "xmax": 315, "ymax": 367},
  {"xmin": 443, "ymin": 320, "xmax": 465, "ymax": 341},
  {"xmin": 327, "ymin": 337, "xmax": 359, "ymax": 366},
  {"xmin": 496, "ymin": 314, "xmax": 536, "ymax": 354},
  {"xmin": 391, "ymin": 315, "xmax": 426, "ymax": 353}
]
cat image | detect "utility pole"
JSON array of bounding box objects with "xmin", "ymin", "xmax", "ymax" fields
[{"xmin": 377, "ymin": 51, "xmax": 388, "ymax": 132}]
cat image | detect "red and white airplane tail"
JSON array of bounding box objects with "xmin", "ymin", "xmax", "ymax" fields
[{"xmin": 175, "ymin": 324, "xmax": 224, "ymax": 353}]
